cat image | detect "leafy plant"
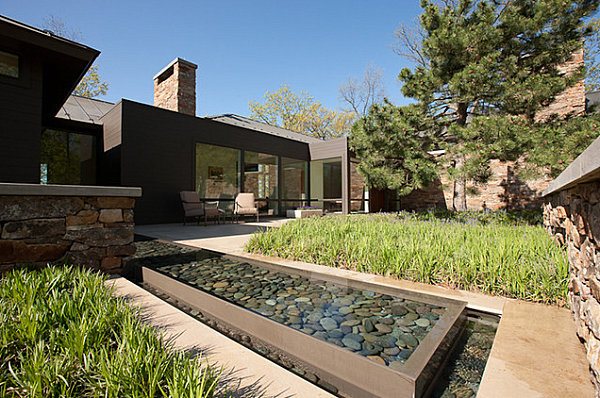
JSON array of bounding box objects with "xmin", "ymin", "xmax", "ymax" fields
[{"xmin": 0, "ymin": 266, "xmax": 219, "ymax": 397}]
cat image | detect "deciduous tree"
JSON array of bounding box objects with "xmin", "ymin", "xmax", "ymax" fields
[
  {"xmin": 339, "ymin": 65, "xmax": 385, "ymax": 117},
  {"xmin": 249, "ymin": 85, "xmax": 354, "ymax": 139}
]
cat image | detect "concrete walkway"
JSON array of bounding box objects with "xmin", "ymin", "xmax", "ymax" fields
[
  {"xmin": 134, "ymin": 220, "xmax": 595, "ymax": 397},
  {"xmin": 110, "ymin": 276, "xmax": 334, "ymax": 398}
]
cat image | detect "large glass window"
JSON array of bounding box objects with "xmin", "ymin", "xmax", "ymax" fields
[
  {"xmin": 310, "ymin": 158, "xmax": 342, "ymax": 212},
  {"xmin": 40, "ymin": 129, "xmax": 96, "ymax": 185},
  {"xmin": 244, "ymin": 151, "xmax": 278, "ymax": 214},
  {"xmin": 0, "ymin": 50, "xmax": 18, "ymax": 78},
  {"xmin": 281, "ymin": 157, "xmax": 308, "ymax": 211},
  {"xmin": 195, "ymin": 143, "xmax": 241, "ymax": 201}
]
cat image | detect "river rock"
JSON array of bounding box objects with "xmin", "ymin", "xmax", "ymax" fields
[
  {"xmin": 342, "ymin": 336, "xmax": 362, "ymax": 350},
  {"xmin": 320, "ymin": 317, "xmax": 338, "ymax": 331}
]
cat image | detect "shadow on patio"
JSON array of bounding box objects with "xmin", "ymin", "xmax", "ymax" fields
[{"xmin": 135, "ymin": 218, "xmax": 291, "ymax": 254}]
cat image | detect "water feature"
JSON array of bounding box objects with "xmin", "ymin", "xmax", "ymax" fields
[{"xmin": 129, "ymin": 239, "xmax": 496, "ymax": 397}]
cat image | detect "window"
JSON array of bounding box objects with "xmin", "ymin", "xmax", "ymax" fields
[
  {"xmin": 244, "ymin": 151, "xmax": 278, "ymax": 214},
  {"xmin": 40, "ymin": 129, "xmax": 97, "ymax": 185},
  {"xmin": 281, "ymin": 157, "xmax": 308, "ymax": 211},
  {"xmin": 0, "ymin": 50, "xmax": 18, "ymax": 78},
  {"xmin": 195, "ymin": 143, "xmax": 241, "ymax": 200},
  {"xmin": 310, "ymin": 158, "xmax": 342, "ymax": 212}
]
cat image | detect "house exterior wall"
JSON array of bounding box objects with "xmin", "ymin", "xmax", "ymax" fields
[
  {"xmin": 0, "ymin": 42, "xmax": 43, "ymax": 183},
  {"xmin": 118, "ymin": 100, "xmax": 312, "ymax": 224}
]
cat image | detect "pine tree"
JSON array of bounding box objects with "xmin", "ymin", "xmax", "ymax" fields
[{"xmin": 351, "ymin": 0, "xmax": 598, "ymax": 210}]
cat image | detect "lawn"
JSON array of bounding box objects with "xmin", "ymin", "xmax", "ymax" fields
[
  {"xmin": 0, "ymin": 266, "xmax": 219, "ymax": 398},
  {"xmin": 246, "ymin": 213, "xmax": 568, "ymax": 305}
]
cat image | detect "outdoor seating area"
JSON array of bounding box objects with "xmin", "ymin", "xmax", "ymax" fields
[{"xmin": 180, "ymin": 191, "xmax": 270, "ymax": 225}]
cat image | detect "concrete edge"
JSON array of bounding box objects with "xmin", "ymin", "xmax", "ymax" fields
[
  {"xmin": 0, "ymin": 182, "xmax": 142, "ymax": 197},
  {"xmin": 543, "ymin": 135, "xmax": 600, "ymax": 196},
  {"xmin": 108, "ymin": 276, "xmax": 336, "ymax": 398}
]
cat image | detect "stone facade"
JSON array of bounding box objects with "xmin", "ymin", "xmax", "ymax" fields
[
  {"xmin": 401, "ymin": 159, "xmax": 553, "ymax": 211},
  {"xmin": 536, "ymin": 49, "xmax": 586, "ymax": 122},
  {"xmin": 544, "ymin": 181, "xmax": 600, "ymax": 395},
  {"xmin": 0, "ymin": 187, "xmax": 140, "ymax": 274},
  {"xmin": 153, "ymin": 58, "xmax": 197, "ymax": 116}
]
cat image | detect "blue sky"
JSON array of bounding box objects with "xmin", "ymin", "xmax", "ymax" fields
[{"xmin": 3, "ymin": 1, "xmax": 421, "ymax": 116}]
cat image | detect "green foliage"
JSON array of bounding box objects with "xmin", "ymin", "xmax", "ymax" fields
[
  {"xmin": 526, "ymin": 113, "xmax": 600, "ymax": 177},
  {"xmin": 352, "ymin": 0, "xmax": 598, "ymax": 202},
  {"xmin": 0, "ymin": 266, "xmax": 219, "ymax": 397},
  {"xmin": 350, "ymin": 101, "xmax": 439, "ymax": 194},
  {"xmin": 246, "ymin": 214, "xmax": 568, "ymax": 305},
  {"xmin": 585, "ymin": 18, "xmax": 600, "ymax": 91},
  {"xmin": 395, "ymin": 208, "xmax": 543, "ymax": 226},
  {"xmin": 73, "ymin": 65, "xmax": 109, "ymax": 98},
  {"xmin": 249, "ymin": 85, "xmax": 354, "ymax": 139}
]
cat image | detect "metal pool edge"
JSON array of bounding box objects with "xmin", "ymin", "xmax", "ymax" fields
[{"xmin": 140, "ymin": 263, "xmax": 467, "ymax": 398}]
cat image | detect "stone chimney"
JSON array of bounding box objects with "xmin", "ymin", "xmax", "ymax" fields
[{"xmin": 153, "ymin": 58, "xmax": 197, "ymax": 116}]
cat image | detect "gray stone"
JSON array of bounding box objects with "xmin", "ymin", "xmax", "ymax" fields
[
  {"xmin": 0, "ymin": 196, "xmax": 83, "ymax": 222},
  {"xmin": 1, "ymin": 218, "xmax": 65, "ymax": 240},
  {"xmin": 415, "ymin": 318, "xmax": 431, "ymax": 328},
  {"xmin": 319, "ymin": 317, "xmax": 338, "ymax": 331},
  {"xmin": 342, "ymin": 336, "xmax": 362, "ymax": 350}
]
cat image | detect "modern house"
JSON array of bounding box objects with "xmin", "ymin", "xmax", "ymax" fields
[
  {"xmin": 0, "ymin": 15, "xmax": 368, "ymax": 224},
  {"xmin": 2, "ymin": 14, "xmax": 592, "ymax": 222}
]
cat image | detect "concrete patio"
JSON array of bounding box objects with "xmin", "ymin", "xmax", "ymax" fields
[{"xmin": 132, "ymin": 220, "xmax": 595, "ymax": 397}]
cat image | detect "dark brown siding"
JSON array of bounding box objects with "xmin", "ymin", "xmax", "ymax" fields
[
  {"xmin": 0, "ymin": 43, "xmax": 43, "ymax": 183},
  {"xmin": 119, "ymin": 100, "xmax": 311, "ymax": 224}
]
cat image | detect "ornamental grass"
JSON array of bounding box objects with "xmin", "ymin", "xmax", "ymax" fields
[
  {"xmin": 0, "ymin": 266, "xmax": 219, "ymax": 397},
  {"xmin": 246, "ymin": 213, "xmax": 568, "ymax": 305}
]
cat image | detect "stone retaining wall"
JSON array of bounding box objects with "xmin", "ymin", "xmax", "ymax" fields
[
  {"xmin": 0, "ymin": 183, "xmax": 142, "ymax": 273},
  {"xmin": 543, "ymin": 136, "xmax": 600, "ymax": 396},
  {"xmin": 544, "ymin": 182, "xmax": 600, "ymax": 394}
]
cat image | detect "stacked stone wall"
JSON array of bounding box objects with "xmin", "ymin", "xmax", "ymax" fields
[
  {"xmin": 544, "ymin": 181, "xmax": 600, "ymax": 395},
  {"xmin": 400, "ymin": 159, "xmax": 552, "ymax": 211},
  {"xmin": 0, "ymin": 194, "xmax": 137, "ymax": 273}
]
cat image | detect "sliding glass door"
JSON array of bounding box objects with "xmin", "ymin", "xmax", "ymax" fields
[{"xmin": 195, "ymin": 143, "xmax": 241, "ymax": 202}]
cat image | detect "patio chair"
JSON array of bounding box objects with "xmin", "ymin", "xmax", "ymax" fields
[
  {"xmin": 234, "ymin": 193, "xmax": 259, "ymax": 222},
  {"xmin": 218, "ymin": 193, "xmax": 237, "ymax": 223},
  {"xmin": 180, "ymin": 191, "xmax": 219, "ymax": 225}
]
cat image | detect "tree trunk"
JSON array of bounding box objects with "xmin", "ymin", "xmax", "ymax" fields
[
  {"xmin": 452, "ymin": 103, "xmax": 468, "ymax": 212},
  {"xmin": 452, "ymin": 156, "xmax": 467, "ymax": 211}
]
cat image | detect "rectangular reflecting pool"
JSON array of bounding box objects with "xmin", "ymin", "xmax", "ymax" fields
[{"xmin": 128, "ymin": 239, "xmax": 489, "ymax": 398}]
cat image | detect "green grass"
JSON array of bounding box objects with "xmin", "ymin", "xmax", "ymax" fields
[
  {"xmin": 0, "ymin": 266, "xmax": 219, "ymax": 398},
  {"xmin": 246, "ymin": 214, "xmax": 568, "ymax": 305}
]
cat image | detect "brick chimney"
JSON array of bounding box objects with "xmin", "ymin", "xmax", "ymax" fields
[
  {"xmin": 153, "ymin": 58, "xmax": 197, "ymax": 116},
  {"xmin": 535, "ymin": 49, "xmax": 586, "ymax": 122}
]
